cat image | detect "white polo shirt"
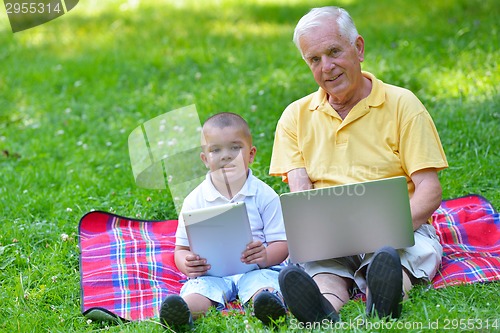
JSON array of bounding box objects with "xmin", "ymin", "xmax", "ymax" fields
[{"xmin": 175, "ymin": 169, "xmax": 286, "ymax": 247}]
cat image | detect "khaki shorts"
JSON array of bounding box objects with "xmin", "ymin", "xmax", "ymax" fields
[{"xmin": 303, "ymin": 224, "xmax": 443, "ymax": 294}]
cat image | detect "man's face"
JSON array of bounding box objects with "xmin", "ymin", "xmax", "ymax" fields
[
  {"xmin": 299, "ymin": 19, "xmax": 365, "ymax": 102},
  {"xmin": 200, "ymin": 126, "xmax": 256, "ymax": 186}
]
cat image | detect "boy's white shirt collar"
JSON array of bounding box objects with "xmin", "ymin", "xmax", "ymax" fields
[{"xmin": 201, "ymin": 169, "xmax": 257, "ymax": 202}]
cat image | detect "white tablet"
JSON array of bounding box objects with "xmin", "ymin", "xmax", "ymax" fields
[{"xmin": 182, "ymin": 201, "xmax": 258, "ymax": 277}]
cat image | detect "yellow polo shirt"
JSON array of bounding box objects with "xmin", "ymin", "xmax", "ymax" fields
[{"xmin": 269, "ymin": 72, "xmax": 448, "ymax": 197}]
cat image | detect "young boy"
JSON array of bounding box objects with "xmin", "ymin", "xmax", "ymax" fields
[{"xmin": 160, "ymin": 112, "xmax": 288, "ymax": 329}]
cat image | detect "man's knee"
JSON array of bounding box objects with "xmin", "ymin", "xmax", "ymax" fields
[{"xmin": 313, "ymin": 272, "xmax": 352, "ymax": 291}]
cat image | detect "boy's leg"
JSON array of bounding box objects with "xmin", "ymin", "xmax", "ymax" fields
[
  {"xmin": 253, "ymin": 288, "xmax": 287, "ymax": 325},
  {"xmin": 160, "ymin": 275, "xmax": 236, "ymax": 326},
  {"xmin": 160, "ymin": 292, "xmax": 216, "ymax": 328},
  {"xmin": 236, "ymin": 269, "xmax": 281, "ymax": 304},
  {"xmin": 160, "ymin": 295, "xmax": 192, "ymax": 328},
  {"xmin": 181, "ymin": 276, "xmax": 236, "ymax": 313},
  {"xmin": 236, "ymin": 269, "xmax": 286, "ymax": 324},
  {"xmin": 183, "ymin": 293, "xmax": 217, "ymax": 319}
]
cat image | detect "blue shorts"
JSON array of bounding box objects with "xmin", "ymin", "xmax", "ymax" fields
[{"xmin": 180, "ymin": 268, "xmax": 281, "ymax": 310}]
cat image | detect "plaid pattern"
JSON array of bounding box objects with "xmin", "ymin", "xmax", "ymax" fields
[
  {"xmin": 431, "ymin": 194, "xmax": 500, "ymax": 288},
  {"xmin": 79, "ymin": 195, "xmax": 500, "ymax": 321},
  {"xmin": 79, "ymin": 211, "xmax": 185, "ymax": 321}
]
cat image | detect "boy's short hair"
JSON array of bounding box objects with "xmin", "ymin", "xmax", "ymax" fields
[{"xmin": 202, "ymin": 112, "xmax": 252, "ymax": 144}]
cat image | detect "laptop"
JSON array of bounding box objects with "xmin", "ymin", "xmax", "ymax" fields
[
  {"xmin": 182, "ymin": 201, "xmax": 258, "ymax": 277},
  {"xmin": 280, "ymin": 176, "xmax": 415, "ymax": 263}
]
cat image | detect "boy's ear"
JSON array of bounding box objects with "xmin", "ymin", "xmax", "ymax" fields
[
  {"xmin": 249, "ymin": 146, "xmax": 257, "ymax": 163},
  {"xmin": 200, "ymin": 151, "xmax": 209, "ymax": 168}
]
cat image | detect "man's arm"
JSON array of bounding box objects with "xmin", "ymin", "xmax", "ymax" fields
[
  {"xmin": 287, "ymin": 168, "xmax": 313, "ymax": 192},
  {"xmin": 409, "ymin": 168, "xmax": 442, "ymax": 230}
]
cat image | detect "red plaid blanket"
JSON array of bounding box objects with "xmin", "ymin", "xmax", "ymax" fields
[
  {"xmin": 430, "ymin": 194, "xmax": 500, "ymax": 288},
  {"xmin": 79, "ymin": 195, "xmax": 500, "ymax": 321},
  {"xmin": 79, "ymin": 212, "xmax": 185, "ymax": 321}
]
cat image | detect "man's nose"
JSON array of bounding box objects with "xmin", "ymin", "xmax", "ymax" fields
[{"xmin": 322, "ymin": 56, "xmax": 335, "ymax": 73}]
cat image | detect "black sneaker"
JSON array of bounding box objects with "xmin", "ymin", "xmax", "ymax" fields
[
  {"xmin": 159, "ymin": 295, "xmax": 193, "ymax": 330},
  {"xmin": 278, "ymin": 265, "xmax": 339, "ymax": 323},
  {"xmin": 253, "ymin": 290, "xmax": 287, "ymax": 325},
  {"xmin": 366, "ymin": 246, "xmax": 403, "ymax": 319}
]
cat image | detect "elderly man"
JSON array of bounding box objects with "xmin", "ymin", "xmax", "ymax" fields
[{"xmin": 270, "ymin": 6, "xmax": 448, "ymax": 322}]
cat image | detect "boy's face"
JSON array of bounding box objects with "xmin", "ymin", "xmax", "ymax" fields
[{"xmin": 200, "ymin": 125, "xmax": 256, "ymax": 186}]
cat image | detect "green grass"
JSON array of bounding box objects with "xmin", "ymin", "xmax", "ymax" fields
[{"xmin": 0, "ymin": 0, "xmax": 499, "ymax": 331}]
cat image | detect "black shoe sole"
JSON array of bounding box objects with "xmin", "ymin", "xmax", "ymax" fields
[
  {"xmin": 278, "ymin": 266, "xmax": 339, "ymax": 323},
  {"xmin": 159, "ymin": 295, "xmax": 192, "ymax": 328},
  {"xmin": 254, "ymin": 291, "xmax": 287, "ymax": 325},
  {"xmin": 366, "ymin": 246, "xmax": 403, "ymax": 319}
]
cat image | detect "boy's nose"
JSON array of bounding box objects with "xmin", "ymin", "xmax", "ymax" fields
[{"xmin": 221, "ymin": 149, "xmax": 235, "ymax": 161}]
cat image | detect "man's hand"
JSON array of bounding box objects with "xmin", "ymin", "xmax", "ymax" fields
[
  {"xmin": 287, "ymin": 168, "xmax": 313, "ymax": 192},
  {"xmin": 241, "ymin": 240, "xmax": 267, "ymax": 268}
]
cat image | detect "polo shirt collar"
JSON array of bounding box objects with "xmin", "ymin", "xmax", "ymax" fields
[
  {"xmin": 201, "ymin": 169, "xmax": 257, "ymax": 202},
  {"xmin": 363, "ymin": 71, "xmax": 384, "ymax": 108}
]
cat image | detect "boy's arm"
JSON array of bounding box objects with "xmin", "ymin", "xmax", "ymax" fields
[
  {"xmin": 174, "ymin": 245, "xmax": 211, "ymax": 278},
  {"xmin": 242, "ymin": 240, "xmax": 288, "ymax": 268},
  {"xmin": 265, "ymin": 240, "xmax": 289, "ymax": 267}
]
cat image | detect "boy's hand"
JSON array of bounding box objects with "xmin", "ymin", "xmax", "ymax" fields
[
  {"xmin": 183, "ymin": 253, "xmax": 211, "ymax": 278},
  {"xmin": 241, "ymin": 241, "xmax": 267, "ymax": 268}
]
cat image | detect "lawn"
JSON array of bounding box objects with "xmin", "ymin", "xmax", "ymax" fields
[{"xmin": 0, "ymin": 0, "xmax": 499, "ymax": 332}]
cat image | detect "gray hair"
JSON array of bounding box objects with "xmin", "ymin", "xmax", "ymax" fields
[{"xmin": 293, "ymin": 6, "xmax": 359, "ymax": 56}]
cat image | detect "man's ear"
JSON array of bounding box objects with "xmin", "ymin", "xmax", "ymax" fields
[{"xmin": 355, "ymin": 35, "xmax": 365, "ymax": 62}]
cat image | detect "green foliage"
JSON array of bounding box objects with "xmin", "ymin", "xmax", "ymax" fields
[{"xmin": 0, "ymin": 0, "xmax": 498, "ymax": 331}]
